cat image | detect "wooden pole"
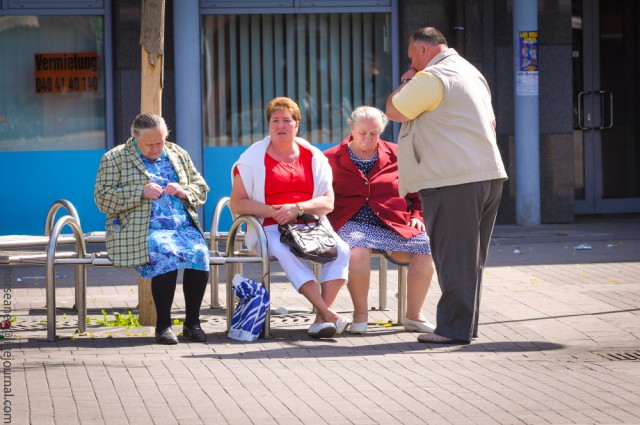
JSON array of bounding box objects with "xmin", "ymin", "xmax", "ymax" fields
[
  {"xmin": 138, "ymin": 0, "xmax": 165, "ymax": 327},
  {"xmin": 141, "ymin": 50, "xmax": 163, "ymax": 115}
]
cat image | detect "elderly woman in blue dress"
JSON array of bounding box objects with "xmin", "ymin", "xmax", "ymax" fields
[
  {"xmin": 95, "ymin": 113, "xmax": 210, "ymax": 345},
  {"xmin": 324, "ymin": 106, "xmax": 436, "ymax": 334}
]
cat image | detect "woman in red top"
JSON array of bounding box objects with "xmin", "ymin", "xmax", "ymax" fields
[
  {"xmin": 325, "ymin": 106, "xmax": 436, "ymax": 334},
  {"xmin": 230, "ymin": 97, "xmax": 351, "ymax": 339}
]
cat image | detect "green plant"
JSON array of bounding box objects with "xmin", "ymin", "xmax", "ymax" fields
[{"xmin": 95, "ymin": 309, "xmax": 141, "ymax": 328}]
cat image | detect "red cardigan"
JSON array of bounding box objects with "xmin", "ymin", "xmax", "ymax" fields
[{"xmin": 324, "ymin": 136, "xmax": 423, "ymax": 239}]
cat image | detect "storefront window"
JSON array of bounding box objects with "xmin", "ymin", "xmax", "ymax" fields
[
  {"xmin": 0, "ymin": 15, "xmax": 106, "ymax": 151},
  {"xmin": 202, "ymin": 12, "xmax": 392, "ymax": 147}
]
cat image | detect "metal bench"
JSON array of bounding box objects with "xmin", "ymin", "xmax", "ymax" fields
[
  {"xmin": 209, "ymin": 197, "xmax": 408, "ymax": 328},
  {"xmin": 5, "ymin": 197, "xmax": 407, "ymax": 341},
  {"xmin": 16, "ymin": 214, "xmax": 269, "ymax": 342},
  {"xmin": 3, "ymin": 199, "xmax": 270, "ymax": 341}
]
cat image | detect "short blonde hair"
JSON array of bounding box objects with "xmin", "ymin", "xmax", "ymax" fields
[{"xmin": 266, "ymin": 97, "xmax": 301, "ymax": 122}]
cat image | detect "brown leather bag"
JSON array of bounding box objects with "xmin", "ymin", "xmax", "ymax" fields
[{"xmin": 278, "ymin": 214, "xmax": 338, "ymax": 264}]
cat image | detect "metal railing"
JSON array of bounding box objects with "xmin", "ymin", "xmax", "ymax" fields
[
  {"xmin": 224, "ymin": 214, "xmax": 272, "ymax": 337},
  {"xmin": 4, "ymin": 199, "xmax": 270, "ymax": 341},
  {"xmin": 38, "ymin": 212, "xmax": 268, "ymax": 342},
  {"xmin": 209, "ymin": 197, "xmax": 408, "ymax": 325},
  {"xmin": 4, "ymin": 197, "xmax": 407, "ymax": 341},
  {"xmin": 45, "ymin": 215, "xmax": 89, "ymax": 341}
]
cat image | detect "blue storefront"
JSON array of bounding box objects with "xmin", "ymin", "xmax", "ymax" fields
[
  {"xmin": 2, "ymin": 0, "xmax": 636, "ymax": 235},
  {"xmin": 0, "ymin": 0, "xmax": 399, "ymax": 235}
]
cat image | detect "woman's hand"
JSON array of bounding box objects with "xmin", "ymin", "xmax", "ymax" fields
[
  {"xmin": 272, "ymin": 204, "xmax": 299, "ymax": 225},
  {"xmin": 408, "ymin": 217, "xmax": 425, "ymax": 232},
  {"xmin": 164, "ymin": 182, "xmax": 186, "ymax": 199},
  {"xmin": 142, "ymin": 182, "xmax": 164, "ymax": 200}
]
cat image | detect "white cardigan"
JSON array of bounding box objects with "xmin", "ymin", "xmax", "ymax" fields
[{"xmin": 231, "ymin": 135, "xmax": 334, "ymax": 252}]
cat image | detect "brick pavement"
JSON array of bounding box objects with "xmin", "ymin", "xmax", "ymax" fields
[{"xmin": 3, "ymin": 216, "xmax": 640, "ymax": 424}]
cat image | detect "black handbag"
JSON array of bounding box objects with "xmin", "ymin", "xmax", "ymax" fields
[{"xmin": 278, "ymin": 214, "xmax": 338, "ymax": 263}]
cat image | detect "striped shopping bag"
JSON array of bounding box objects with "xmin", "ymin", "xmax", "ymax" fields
[{"xmin": 228, "ymin": 274, "xmax": 270, "ymax": 341}]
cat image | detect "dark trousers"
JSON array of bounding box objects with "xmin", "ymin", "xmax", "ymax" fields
[
  {"xmin": 151, "ymin": 269, "xmax": 209, "ymax": 332},
  {"xmin": 419, "ymin": 179, "xmax": 503, "ymax": 342}
]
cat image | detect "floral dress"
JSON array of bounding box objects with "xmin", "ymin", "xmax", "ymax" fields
[
  {"xmin": 336, "ymin": 146, "xmax": 431, "ymax": 266},
  {"xmin": 135, "ymin": 152, "xmax": 209, "ymax": 278}
]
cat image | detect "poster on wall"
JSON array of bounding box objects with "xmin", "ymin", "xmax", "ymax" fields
[
  {"xmin": 519, "ymin": 31, "xmax": 538, "ymax": 71},
  {"xmin": 34, "ymin": 52, "xmax": 99, "ymax": 94},
  {"xmin": 516, "ymin": 31, "xmax": 538, "ymax": 96}
]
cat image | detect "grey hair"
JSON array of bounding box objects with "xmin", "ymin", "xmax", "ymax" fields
[
  {"xmin": 130, "ymin": 112, "xmax": 169, "ymax": 138},
  {"xmin": 409, "ymin": 27, "xmax": 448, "ymax": 46},
  {"xmin": 347, "ymin": 106, "xmax": 389, "ymax": 131}
]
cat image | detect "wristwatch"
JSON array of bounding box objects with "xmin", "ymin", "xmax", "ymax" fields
[
  {"xmin": 295, "ymin": 202, "xmax": 304, "ymax": 216},
  {"xmin": 400, "ymin": 77, "xmax": 412, "ymax": 84}
]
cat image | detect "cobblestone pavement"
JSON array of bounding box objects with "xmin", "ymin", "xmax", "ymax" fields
[{"xmin": 2, "ymin": 216, "xmax": 640, "ymax": 424}]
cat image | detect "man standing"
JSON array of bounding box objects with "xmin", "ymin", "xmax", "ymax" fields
[{"xmin": 386, "ymin": 27, "xmax": 507, "ymax": 344}]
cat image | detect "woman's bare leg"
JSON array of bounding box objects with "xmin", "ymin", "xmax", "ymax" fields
[
  {"xmin": 299, "ymin": 280, "xmax": 340, "ymax": 324},
  {"xmin": 389, "ymin": 251, "xmax": 435, "ymax": 322},
  {"xmin": 346, "ymin": 247, "xmax": 372, "ymax": 323}
]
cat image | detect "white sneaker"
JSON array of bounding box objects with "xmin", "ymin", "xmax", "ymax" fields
[
  {"xmin": 335, "ymin": 316, "xmax": 352, "ymax": 334},
  {"xmin": 403, "ymin": 317, "xmax": 436, "ymax": 333},
  {"xmin": 307, "ymin": 322, "xmax": 336, "ymax": 338},
  {"xmin": 349, "ymin": 322, "xmax": 368, "ymax": 334}
]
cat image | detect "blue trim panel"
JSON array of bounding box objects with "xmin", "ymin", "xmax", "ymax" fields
[
  {"xmin": 0, "ymin": 150, "xmax": 106, "ymax": 235},
  {"xmin": 0, "ymin": 145, "xmax": 343, "ymax": 235}
]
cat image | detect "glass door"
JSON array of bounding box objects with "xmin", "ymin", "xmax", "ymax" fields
[{"xmin": 573, "ymin": 0, "xmax": 640, "ymax": 213}]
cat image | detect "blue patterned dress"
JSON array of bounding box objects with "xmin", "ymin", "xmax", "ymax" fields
[
  {"xmin": 336, "ymin": 147, "xmax": 431, "ymax": 266},
  {"xmin": 135, "ymin": 152, "xmax": 209, "ymax": 278}
]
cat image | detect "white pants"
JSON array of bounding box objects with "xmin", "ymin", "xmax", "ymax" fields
[{"xmin": 263, "ymin": 224, "xmax": 350, "ymax": 291}]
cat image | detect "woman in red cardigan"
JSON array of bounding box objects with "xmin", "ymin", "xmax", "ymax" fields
[{"xmin": 325, "ymin": 106, "xmax": 436, "ymax": 334}]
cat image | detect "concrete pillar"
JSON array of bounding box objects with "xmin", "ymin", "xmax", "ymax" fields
[
  {"xmin": 513, "ymin": 0, "xmax": 541, "ymax": 225},
  {"xmin": 173, "ymin": 1, "xmax": 203, "ymax": 174}
]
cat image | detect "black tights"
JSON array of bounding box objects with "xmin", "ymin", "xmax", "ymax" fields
[{"xmin": 151, "ymin": 269, "xmax": 209, "ymax": 332}]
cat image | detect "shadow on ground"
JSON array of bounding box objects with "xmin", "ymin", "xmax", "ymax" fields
[{"xmin": 17, "ymin": 331, "xmax": 565, "ymax": 360}]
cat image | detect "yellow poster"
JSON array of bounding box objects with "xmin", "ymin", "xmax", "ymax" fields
[{"xmin": 519, "ymin": 31, "xmax": 538, "ymax": 71}]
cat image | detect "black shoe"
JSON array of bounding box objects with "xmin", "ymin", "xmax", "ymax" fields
[
  {"xmin": 182, "ymin": 323, "xmax": 207, "ymax": 342},
  {"xmin": 155, "ymin": 327, "xmax": 178, "ymax": 345}
]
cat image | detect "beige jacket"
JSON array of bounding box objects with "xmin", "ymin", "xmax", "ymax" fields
[{"xmin": 393, "ymin": 49, "xmax": 507, "ymax": 196}]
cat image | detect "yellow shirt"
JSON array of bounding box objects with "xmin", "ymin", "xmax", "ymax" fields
[
  {"xmin": 392, "ymin": 71, "xmax": 445, "ymax": 119},
  {"xmin": 390, "ymin": 49, "xmax": 507, "ymax": 195}
]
